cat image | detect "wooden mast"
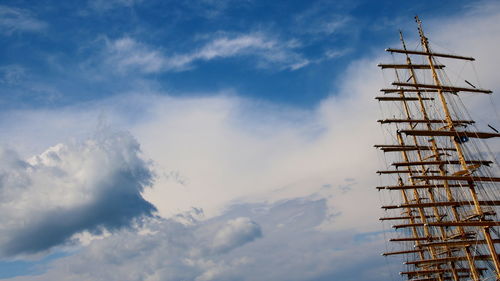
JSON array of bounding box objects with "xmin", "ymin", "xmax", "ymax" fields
[
  {"xmin": 415, "ymin": 15, "xmax": 500, "ymax": 279},
  {"xmin": 376, "ymin": 16, "xmax": 500, "ymax": 281}
]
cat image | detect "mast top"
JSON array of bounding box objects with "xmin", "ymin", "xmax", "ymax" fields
[{"xmin": 415, "ymin": 15, "xmax": 428, "ymax": 47}]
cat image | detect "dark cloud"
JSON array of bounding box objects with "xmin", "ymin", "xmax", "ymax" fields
[
  {"xmin": 0, "ymin": 130, "xmax": 156, "ymax": 257},
  {"xmin": 7, "ymin": 197, "xmax": 392, "ymax": 281}
]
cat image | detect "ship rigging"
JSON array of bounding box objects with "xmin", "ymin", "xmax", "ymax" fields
[{"xmin": 376, "ymin": 16, "xmax": 500, "ymax": 281}]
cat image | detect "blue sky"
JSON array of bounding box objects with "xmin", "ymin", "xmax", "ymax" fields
[
  {"xmin": 1, "ymin": 0, "xmax": 472, "ymax": 109},
  {"xmin": 2, "ymin": 0, "xmax": 500, "ymax": 280}
]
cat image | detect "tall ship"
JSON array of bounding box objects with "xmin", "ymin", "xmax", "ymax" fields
[{"xmin": 376, "ymin": 17, "xmax": 500, "ymax": 281}]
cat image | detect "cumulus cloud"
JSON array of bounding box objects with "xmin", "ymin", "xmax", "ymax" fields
[
  {"xmin": 211, "ymin": 217, "xmax": 262, "ymax": 253},
  {"xmin": 0, "ymin": 129, "xmax": 156, "ymax": 257},
  {"xmin": 103, "ymin": 33, "xmax": 309, "ymax": 74},
  {"xmin": 0, "ymin": 68, "xmax": 384, "ymax": 231},
  {"xmin": 0, "ymin": 6, "xmax": 47, "ymax": 35},
  {"xmin": 6, "ymin": 198, "xmax": 391, "ymax": 281}
]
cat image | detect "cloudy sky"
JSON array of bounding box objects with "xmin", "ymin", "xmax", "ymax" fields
[{"xmin": 1, "ymin": 0, "xmax": 500, "ymax": 280}]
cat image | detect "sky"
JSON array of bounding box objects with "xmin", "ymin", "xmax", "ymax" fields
[{"xmin": 1, "ymin": 0, "xmax": 500, "ymax": 280}]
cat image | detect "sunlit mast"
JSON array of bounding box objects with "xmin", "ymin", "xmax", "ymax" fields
[{"xmin": 376, "ymin": 16, "xmax": 500, "ymax": 281}]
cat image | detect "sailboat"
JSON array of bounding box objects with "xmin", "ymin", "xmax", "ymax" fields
[{"xmin": 376, "ymin": 16, "xmax": 500, "ymax": 281}]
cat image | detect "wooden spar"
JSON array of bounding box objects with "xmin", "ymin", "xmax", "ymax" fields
[
  {"xmin": 375, "ymin": 96, "xmax": 435, "ymax": 101},
  {"xmin": 380, "ymin": 215, "xmax": 412, "ymax": 221},
  {"xmin": 380, "ymin": 215, "xmax": 436, "ymax": 220},
  {"xmin": 374, "ymin": 145, "xmax": 456, "ymax": 152},
  {"xmin": 378, "ymin": 148, "xmax": 453, "ymax": 152},
  {"xmin": 382, "ymin": 200, "xmax": 500, "ymax": 209},
  {"xmin": 392, "ymin": 223, "xmax": 425, "ymax": 229},
  {"xmin": 385, "ymin": 48, "xmax": 475, "ymax": 61},
  {"xmin": 411, "ymin": 275, "xmax": 481, "ymax": 280},
  {"xmin": 381, "ymin": 88, "xmax": 440, "ymax": 93},
  {"xmin": 400, "ymin": 129, "xmax": 500, "ymax": 138},
  {"xmin": 382, "ymin": 249, "xmax": 425, "ymax": 256},
  {"xmin": 377, "ymin": 170, "xmax": 441, "ymax": 174},
  {"xmin": 392, "ymin": 160, "xmax": 492, "ymax": 167},
  {"xmin": 393, "ymin": 82, "xmax": 492, "ymax": 94},
  {"xmin": 410, "ymin": 175, "xmax": 500, "ymax": 182},
  {"xmin": 426, "ymin": 221, "xmax": 500, "ymax": 227},
  {"xmin": 378, "ymin": 63, "xmax": 445, "ymax": 69},
  {"xmin": 401, "ymin": 268, "xmax": 487, "ymax": 276},
  {"xmin": 389, "ymin": 237, "xmax": 437, "ymax": 242},
  {"xmin": 376, "ymin": 184, "xmax": 462, "ymax": 190},
  {"xmin": 417, "ymin": 277, "xmax": 474, "ymax": 281},
  {"xmin": 405, "ymin": 255, "xmax": 492, "ymax": 265},
  {"xmin": 409, "ymin": 274, "xmax": 454, "ymax": 281},
  {"xmin": 406, "ymin": 278, "xmax": 444, "ymax": 281},
  {"xmin": 377, "ymin": 119, "xmax": 474, "ymax": 124},
  {"xmin": 419, "ymin": 239, "xmax": 500, "ymax": 247}
]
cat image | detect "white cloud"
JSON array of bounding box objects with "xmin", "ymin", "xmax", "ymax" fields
[
  {"xmin": 0, "ymin": 63, "xmax": 385, "ymax": 233},
  {"xmin": 0, "ymin": 129, "xmax": 156, "ymax": 257},
  {"xmin": 102, "ymin": 33, "xmax": 310, "ymax": 74},
  {"xmin": 176, "ymin": 33, "xmax": 309, "ymax": 70},
  {"xmin": 324, "ymin": 48, "xmax": 351, "ymax": 59},
  {"xmin": 0, "ymin": 6, "xmax": 47, "ymax": 35},
  {"xmin": 211, "ymin": 217, "xmax": 262, "ymax": 253},
  {"xmin": 105, "ymin": 37, "xmax": 167, "ymax": 74},
  {"xmin": 3, "ymin": 2, "xmax": 500, "ymax": 280}
]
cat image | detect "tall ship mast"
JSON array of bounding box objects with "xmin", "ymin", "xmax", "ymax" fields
[{"xmin": 376, "ymin": 16, "xmax": 500, "ymax": 281}]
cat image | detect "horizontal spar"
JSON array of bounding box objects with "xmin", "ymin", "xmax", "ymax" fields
[
  {"xmin": 405, "ymin": 255, "xmax": 492, "ymax": 265},
  {"xmin": 426, "ymin": 221, "xmax": 500, "ymax": 227},
  {"xmin": 382, "ymin": 249, "xmax": 425, "ymax": 256},
  {"xmin": 409, "ymin": 276, "xmax": 473, "ymax": 281},
  {"xmin": 402, "ymin": 278, "xmax": 440, "ymax": 281},
  {"xmin": 419, "ymin": 239, "xmax": 500, "ymax": 247},
  {"xmin": 377, "ymin": 170, "xmax": 440, "ymax": 174},
  {"xmin": 401, "ymin": 268, "xmax": 487, "ymax": 276},
  {"xmin": 375, "ymin": 96, "xmax": 434, "ymax": 101},
  {"xmin": 378, "ymin": 63, "xmax": 445, "ymax": 69},
  {"xmin": 381, "ymin": 88, "xmax": 441, "ymax": 93},
  {"xmin": 378, "ymin": 119, "xmax": 474, "ymax": 124},
  {"xmin": 411, "ymin": 175, "xmax": 500, "ymax": 182},
  {"xmin": 392, "ymin": 223, "xmax": 424, "ymax": 229},
  {"xmin": 376, "ymin": 184, "xmax": 462, "ymax": 190},
  {"xmin": 393, "ymin": 82, "xmax": 492, "ymax": 94},
  {"xmin": 386, "ymin": 48, "xmax": 475, "ymax": 61},
  {"xmin": 380, "ymin": 215, "xmax": 437, "ymax": 220},
  {"xmin": 389, "ymin": 237, "xmax": 438, "ymax": 242},
  {"xmin": 400, "ymin": 129, "xmax": 500, "ymax": 138},
  {"xmin": 374, "ymin": 145, "xmax": 456, "ymax": 152},
  {"xmin": 392, "ymin": 160, "xmax": 492, "ymax": 167},
  {"xmin": 382, "ymin": 200, "xmax": 500, "ymax": 209}
]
